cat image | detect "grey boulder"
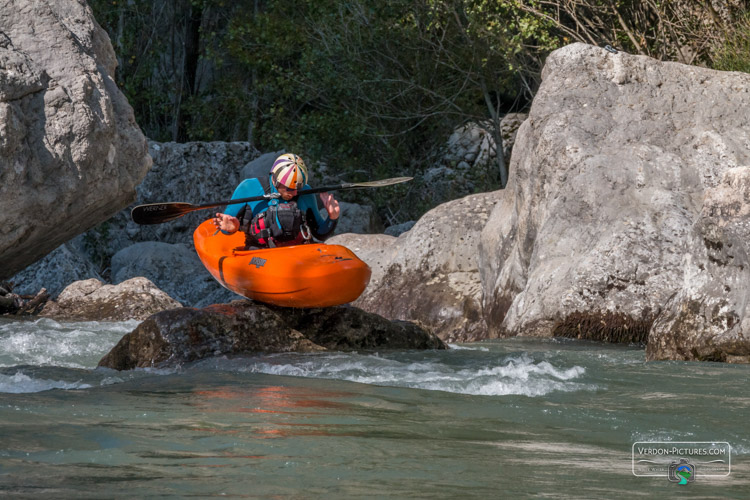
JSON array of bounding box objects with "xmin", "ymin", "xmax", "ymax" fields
[
  {"xmin": 0, "ymin": 0, "xmax": 151, "ymax": 278},
  {"xmin": 41, "ymin": 277, "xmax": 181, "ymax": 321},
  {"xmin": 478, "ymin": 43, "xmax": 750, "ymax": 363},
  {"xmin": 330, "ymin": 190, "xmax": 501, "ymax": 342}
]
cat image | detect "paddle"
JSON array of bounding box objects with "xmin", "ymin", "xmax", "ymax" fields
[{"xmin": 131, "ymin": 176, "xmax": 413, "ymax": 225}]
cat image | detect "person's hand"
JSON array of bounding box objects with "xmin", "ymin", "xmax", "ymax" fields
[
  {"xmin": 319, "ymin": 192, "xmax": 340, "ymax": 220},
  {"xmin": 213, "ymin": 213, "xmax": 239, "ymax": 233}
]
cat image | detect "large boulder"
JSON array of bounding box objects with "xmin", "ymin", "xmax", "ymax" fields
[
  {"xmin": 329, "ymin": 190, "xmax": 501, "ymax": 342},
  {"xmin": 479, "ymin": 43, "xmax": 750, "ymax": 361},
  {"xmin": 0, "ymin": 0, "xmax": 151, "ymax": 279},
  {"xmin": 98, "ymin": 301, "xmax": 447, "ymax": 370},
  {"xmin": 41, "ymin": 277, "xmax": 181, "ymax": 321}
]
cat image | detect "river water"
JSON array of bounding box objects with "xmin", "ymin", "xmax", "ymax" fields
[{"xmin": 0, "ymin": 317, "xmax": 747, "ymax": 498}]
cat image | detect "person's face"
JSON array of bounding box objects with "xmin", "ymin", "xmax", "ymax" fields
[{"xmin": 277, "ymin": 184, "xmax": 297, "ymax": 200}]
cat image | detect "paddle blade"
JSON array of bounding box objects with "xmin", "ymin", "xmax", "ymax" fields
[
  {"xmin": 348, "ymin": 177, "xmax": 413, "ymax": 188},
  {"xmin": 131, "ymin": 202, "xmax": 196, "ymax": 225}
]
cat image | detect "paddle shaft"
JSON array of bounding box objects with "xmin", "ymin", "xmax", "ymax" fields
[
  {"xmin": 194, "ymin": 182, "xmax": 361, "ymax": 210},
  {"xmin": 131, "ymin": 177, "xmax": 412, "ymax": 225}
]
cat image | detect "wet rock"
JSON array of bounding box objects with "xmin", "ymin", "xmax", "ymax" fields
[
  {"xmin": 281, "ymin": 306, "xmax": 445, "ymax": 351},
  {"xmin": 98, "ymin": 301, "xmax": 446, "ymax": 370},
  {"xmin": 41, "ymin": 277, "xmax": 181, "ymax": 321},
  {"xmin": 0, "ymin": 0, "xmax": 151, "ymax": 279}
]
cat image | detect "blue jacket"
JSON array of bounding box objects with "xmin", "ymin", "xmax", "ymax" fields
[{"xmin": 224, "ymin": 175, "xmax": 337, "ymax": 240}]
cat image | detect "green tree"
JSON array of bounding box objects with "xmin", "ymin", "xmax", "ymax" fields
[
  {"xmin": 89, "ymin": 0, "xmax": 229, "ymax": 141},
  {"xmin": 90, "ymin": 0, "xmax": 563, "ymax": 219},
  {"xmin": 219, "ymin": 0, "xmax": 558, "ymax": 188}
]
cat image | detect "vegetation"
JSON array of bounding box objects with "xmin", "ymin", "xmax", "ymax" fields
[
  {"xmin": 519, "ymin": 0, "xmax": 748, "ymax": 66},
  {"xmin": 712, "ymin": 9, "xmax": 750, "ymax": 73},
  {"xmin": 89, "ymin": 0, "xmax": 750, "ymax": 221}
]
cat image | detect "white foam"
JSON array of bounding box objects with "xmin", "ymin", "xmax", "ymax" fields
[
  {"xmin": 0, "ymin": 371, "xmax": 91, "ymax": 394},
  {"xmin": 0, "ymin": 318, "xmax": 138, "ymax": 369},
  {"xmin": 232, "ymin": 352, "xmax": 591, "ymax": 397},
  {"xmin": 447, "ymin": 344, "xmax": 490, "ymax": 351}
]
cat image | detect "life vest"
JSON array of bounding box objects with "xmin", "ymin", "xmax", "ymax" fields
[{"xmin": 240, "ymin": 199, "xmax": 311, "ymax": 248}]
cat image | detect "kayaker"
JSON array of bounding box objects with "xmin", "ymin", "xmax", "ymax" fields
[{"xmin": 212, "ymin": 153, "xmax": 340, "ymax": 248}]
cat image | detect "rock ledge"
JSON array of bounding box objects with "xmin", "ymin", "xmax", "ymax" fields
[{"xmin": 98, "ymin": 301, "xmax": 447, "ymax": 370}]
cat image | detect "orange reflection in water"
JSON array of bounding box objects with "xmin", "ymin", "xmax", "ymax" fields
[
  {"xmin": 195, "ymin": 385, "xmax": 351, "ymax": 412},
  {"xmin": 192, "ymin": 385, "xmax": 355, "ymax": 439}
]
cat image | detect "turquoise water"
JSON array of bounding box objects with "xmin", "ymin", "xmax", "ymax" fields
[{"xmin": 0, "ymin": 317, "xmax": 748, "ymax": 498}]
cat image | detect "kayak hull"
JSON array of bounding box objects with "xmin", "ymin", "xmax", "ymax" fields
[{"xmin": 193, "ymin": 220, "xmax": 371, "ymax": 307}]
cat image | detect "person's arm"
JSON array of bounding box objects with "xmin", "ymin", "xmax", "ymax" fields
[
  {"xmin": 319, "ymin": 192, "xmax": 340, "ymax": 220},
  {"xmin": 300, "ymin": 192, "xmax": 340, "ymax": 241},
  {"xmin": 213, "ymin": 212, "xmax": 240, "ymax": 233},
  {"xmin": 213, "ymin": 179, "xmax": 263, "ymax": 234}
]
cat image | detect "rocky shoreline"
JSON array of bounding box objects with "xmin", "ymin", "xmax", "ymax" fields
[{"xmin": 2, "ymin": 0, "xmax": 749, "ymax": 367}]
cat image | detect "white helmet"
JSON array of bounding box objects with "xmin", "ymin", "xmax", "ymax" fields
[{"xmin": 270, "ymin": 153, "xmax": 308, "ymax": 190}]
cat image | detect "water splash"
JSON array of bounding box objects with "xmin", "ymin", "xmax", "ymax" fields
[
  {"xmin": 208, "ymin": 352, "xmax": 591, "ymax": 397},
  {"xmin": 0, "ymin": 318, "xmax": 137, "ymax": 369},
  {"xmin": 0, "ymin": 371, "xmax": 91, "ymax": 393}
]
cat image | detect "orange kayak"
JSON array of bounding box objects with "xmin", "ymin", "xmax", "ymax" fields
[{"xmin": 193, "ymin": 219, "xmax": 371, "ymax": 307}]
